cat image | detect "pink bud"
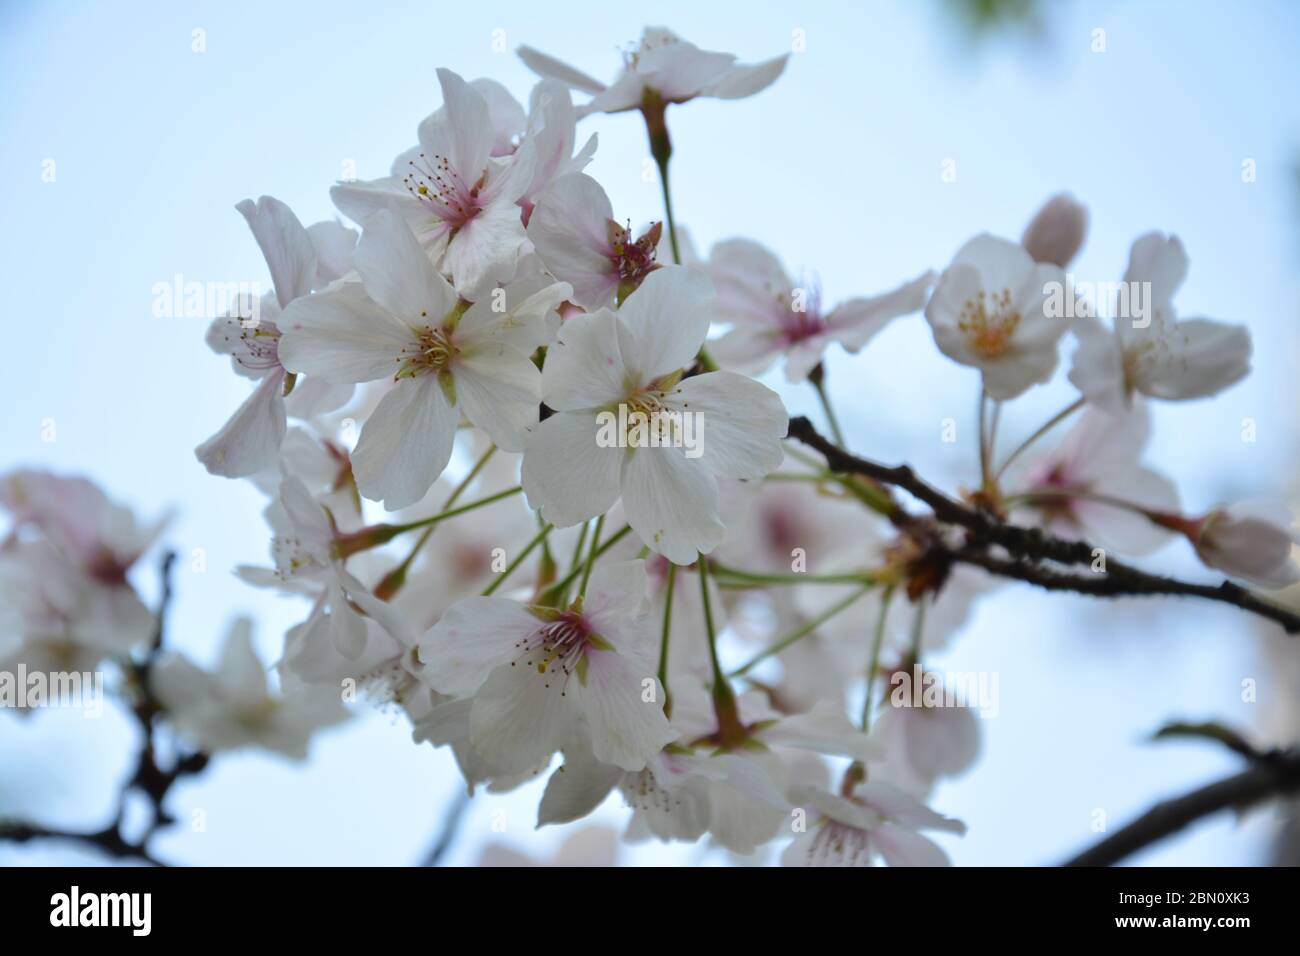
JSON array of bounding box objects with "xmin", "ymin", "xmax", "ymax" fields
[
  {"xmin": 1021, "ymin": 193, "xmax": 1088, "ymax": 268},
  {"xmin": 1193, "ymin": 502, "xmax": 1300, "ymax": 590}
]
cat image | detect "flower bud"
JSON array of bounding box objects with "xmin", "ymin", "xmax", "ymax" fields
[
  {"xmin": 1021, "ymin": 193, "xmax": 1088, "ymax": 268},
  {"xmin": 1192, "ymin": 502, "xmax": 1300, "ymax": 590}
]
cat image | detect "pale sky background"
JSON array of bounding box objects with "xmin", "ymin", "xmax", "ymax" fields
[{"xmin": 2, "ymin": 0, "xmax": 1299, "ymax": 866}]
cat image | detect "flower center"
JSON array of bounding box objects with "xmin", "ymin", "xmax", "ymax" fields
[
  {"xmin": 804, "ymin": 819, "xmax": 874, "ymax": 866},
  {"xmin": 403, "ymin": 152, "xmax": 486, "ymax": 229},
  {"xmin": 608, "ymin": 219, "xmax": 661, "ymax": 293},
  {"xmin": 512, "ymin": 610, "xmax": 594, "ymax": 695},
  {"xmin": 958, "ymin": 288, "xmax": 1020, "ymax": 358},
  {"xmin": 397, "ymin": 325, "xmax": 458, "ymax": 380}
]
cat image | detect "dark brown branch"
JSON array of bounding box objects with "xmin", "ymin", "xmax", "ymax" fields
[
  {"xmin": 786, "ymin": 416, "xmax": 1300, "ymax": 634},
  {"xmin": 0, "ymin": 821, "xmax": 163, "ymax": 866},
  {"xmin": 1062, "ymin": 747, "xmax": 1300, "ymax": 866}
]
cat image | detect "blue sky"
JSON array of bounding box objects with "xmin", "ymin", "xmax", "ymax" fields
[{"xmin": 2, "ymin": 0, "xmax": 1298, "ymax": 865}]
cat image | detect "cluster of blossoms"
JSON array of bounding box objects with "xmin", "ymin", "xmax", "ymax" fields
[{"xmin": 7, "ymin": 27, "xmax": 1298, "ymax": 867}]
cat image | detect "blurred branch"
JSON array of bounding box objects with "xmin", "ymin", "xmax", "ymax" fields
[
  {"xmin": 786, "ymin": 416, "xmax": 1300, "ymax": 633},
  {"xmin": 422, "ymin": 789, "xmax": 472, "ymax": 866},
  {"xmin": 1062, "ymin": 746, "xmax": 1300, "ymax": 866},
  {"xmin": 0, "ymin": 550, "xmax": 209, "ymax": 866}
]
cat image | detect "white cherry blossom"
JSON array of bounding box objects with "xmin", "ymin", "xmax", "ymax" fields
[
  {"xmin": 924, "ymin": 234, "xmax": 1068, "ymax": 400},
  {"xmin": 151, "ymin": 617, "xmax": 349, "ymax": 760},
  {"xmin": 708, "ymin": 238, "xmax": 934, "ymax": 381},
  {"xmin": 1069, "ymin": 233, "xmax": 1251, "ymax": 412},
  {"xmin": 278, "ymin": 209, "xmax": 568, "ymax": 509},
  {"xmin": 519, "ymin": 26, "xmax": 788, "ymax": 116},
  {"xmin": 521, "ymin": 266, "xmax": 788, "ymax": 564},
  {"xmin": 419, "ymin": 560, "xmax": 675, "ymax": 775},
  {"xmin": 331, "ymin": 69, "xmax": 537, "ymax": 297}
]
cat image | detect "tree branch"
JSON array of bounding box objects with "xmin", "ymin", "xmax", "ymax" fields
[
  {"xmin": 1062, "ymin": 747, "xmax": 1300, "ymax": 866},
  {"xmin": 0, "ymin": 550, "xmax": 209, "ymax": 866},
  {"xmin": 785, "ymin": 416, "xmax": 1300, "ymax": 634}
]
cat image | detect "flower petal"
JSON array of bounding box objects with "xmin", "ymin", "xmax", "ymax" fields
[{"xmin": 352, "ymin": 376, "xmax": 458, "ymax": 510}]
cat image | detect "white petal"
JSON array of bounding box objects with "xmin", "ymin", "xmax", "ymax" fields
[
  {"xmin": 195, "ymin": 369, "xmax": 287, "ymax": 478},
  {"xmin": 277, "ymin": 284, "xmax": 412, "ymax": 383},
  {"xmin": 874, "ymin": 823, "xmax": 952, "ymax": 866},
  {"xmin": 670, "ymin": 371, "xmax": 787, "ymax": 480},
  {"xmin": 453, "ymin": 346, "xmax": 541, "ymax": 452},
  {"xmin": 521, "ymin": 410, "xmax": 625, "ymax": 528},
  {"xmin": 469, "ymin": 661, "xmax": 575, "ymax": 774},
  {"xmin": 354, "ymin": 208, "xmax": 459, "ymax": 321},
  {"xmin": 434, "ymin": 68, "xmax": 494, "ymax": 185},
  {"xmin": 516, "ymin": 45, "xmax": 608, "ymax": 94},
  {"xmin": 443, "ymin": 202, "xmax": 528, "ymax": 299},
  {"xmin": 236, "ymin": 196, "xmax": 317, "ymax": 308},
  {"xmin": 621, "ymin": 445, "xmax": 724, "ymax": 564},
  {"xmin": 1136, "ymin": 318, "xmax": 1251, "ymax": 401},
  {"xmin": 704, "ymin": 54, "xmax": 790, "ymax": 99},
  {"xmin": 617, "ymin": 267, "xmax": 714, "ymax": 383},
  {"xmin": 352, "ymin": 376, "xmax": 458, "ymax": 510},
  {"xmin": 575, "ymin": 649, "xmax": 675, "ymax": 771},
  {"xmin": 537, "ymin": 740, "xmax": 622, "ymax": 826},
  {"xmin": 539, "ymin": 309, "xmax": 629, "ymax": 410},
  {"xmin": 829, "ymin": 270, "xmax": 935, "ymax": 352},
  {"xmin": 419, "ymin": 597, "xmax": 540, "ymax": 697}
]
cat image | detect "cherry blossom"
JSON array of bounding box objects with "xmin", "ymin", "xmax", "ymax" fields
[
  {"xmin": 277, "ymin": 209, "xmax": 568, "ymax": 509},
  {"xmin": 924, "ymin": 235, "xmax": 1068, "ymax": 400},
  {"xmin": 521, "ymin": 266, "xmax": 788, "ymax": 564},
  {"xmin": 708, "ymin": 238, "xmax": 934, "ymax": 381},
  {"xmin": 418, "ymin": 560, "xmax": 675, "ymax": 774},
  {"xmin": 151, "ymin": 618, "xmax": 349, "ymax": 760},
  {"xmin": 331, "ymin": 69, "xmax": 537, "ymax": 298},
  {"xmin": 1069, "ymin": 233, "xmax": 1251, "ymax": 412},
  {"xmin": 518, "ymin": 26, "xmax": 788, "ymax": 116}
]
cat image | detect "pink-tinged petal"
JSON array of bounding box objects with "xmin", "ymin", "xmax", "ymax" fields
[
  {"xmin": 621, "ymin": 445, "xmax": 725, "ymax": 564},
  {"xmin": 195, "ymin": 368, "xmax": 287, "ymax": 478},
  {"xmin": 434, "ymin": 68, "xmax": 494, "ymax": 186},
  {"xmin": 352, "ymin": 376, "xmax": 458, "ymax": 510},
  {"xmin": 236, "ymin": 196, "xmax": 318, "ymax": 308},
  {"xmin": 616, "ymin": 267, "xmax": 714, "ymax": 383},
  {"xmin": 521, "ymin": 410, "xmax": 624, "ymax": 528},
  {"xmin": 418, "ymin": 596, "xmax": 540, "ymax": 697},
  {"xmin": 526, "ymin": 173, "xmax": 618, "ymax": 310},
  {"xmin": 354, "ymin": 208, "xmax": 459, "ymax": 321},
  {"xmin": 669, "ymin": 370, "xmax": 786, "ymax": 481}
]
